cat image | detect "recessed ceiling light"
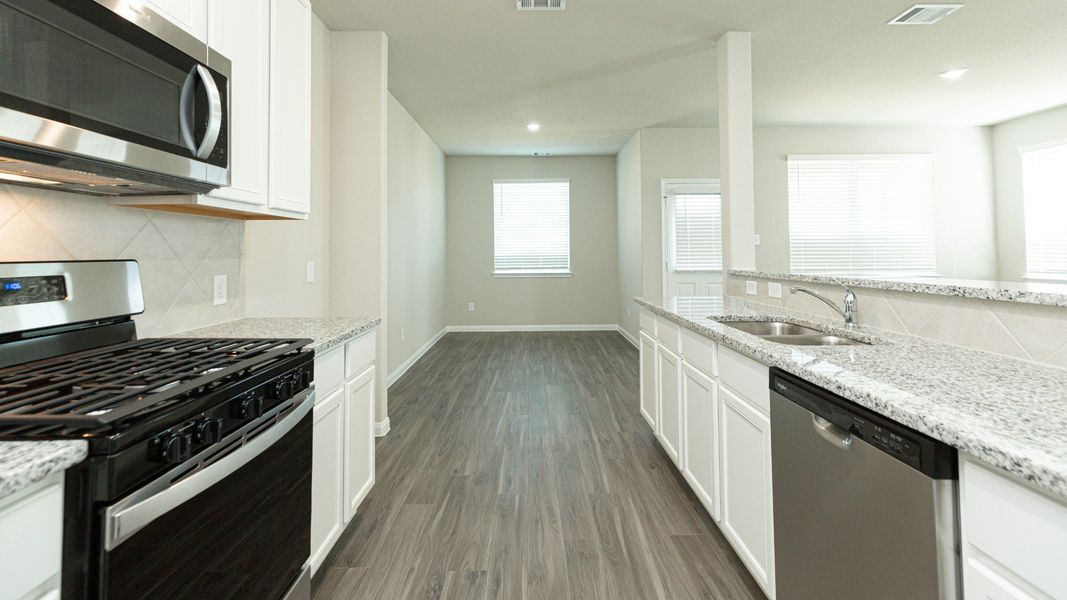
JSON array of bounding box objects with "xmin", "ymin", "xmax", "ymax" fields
[
  {"xmin": 526, "ymin": 122, "xmax": 541, "ymax": 132},
  {"xmin": 939, "ymin": 68, "xmax": 968, "ymax": 80}
]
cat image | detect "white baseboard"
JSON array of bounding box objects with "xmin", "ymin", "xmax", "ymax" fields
[
  {"xmin": 374, "ymin": 417, "xmax": 391, "ymax": 437},
  {"xmin": 387, "ymin": 327, "xmax": 447, "ymax": 387},
  {"xmin": 446, "ymin": 324, "xmax": 619, "ymax": 333},
  {"xmin": 617, "ymin": 325, "xmax": 639, "ymax": 348}
]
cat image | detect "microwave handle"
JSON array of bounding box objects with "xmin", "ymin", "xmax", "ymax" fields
[
  {"xmin": 179, "ymin": 65, "xmax": 224, "ymax": 160},
  {"xmin": 103, "ymin": 391, "xmax": 314, "ymax": 551}
]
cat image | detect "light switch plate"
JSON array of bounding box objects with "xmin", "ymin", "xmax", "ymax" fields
[
  {"xmin": 745, "ymin": 281, "xmax": 758, "ymax": 296},
  {"xmin": 213, "ymin": 275, "xmax": 227, "ymax": 306},
  {"xmin": 768, "ymin": 282, "xmax": 783, "ymax": 298},
  {"xmin": 306, "ymin": 261, "xmax": 315, "ymax": 283},
  {"xmin": 400, "ymin": 328, "xmax": 406, "ymax": 342},
  {"xmin": 468, "ymin": 302, "xmax": 476, "ymax": 312},
  {"xmin": 753, "ymin": 233, "xmax": 761, "ymax": 246}
]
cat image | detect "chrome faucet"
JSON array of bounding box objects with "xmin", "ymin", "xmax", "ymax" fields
[{"xmin": 790, "ymin": 285, "xmax": 858, "ymax": 328}]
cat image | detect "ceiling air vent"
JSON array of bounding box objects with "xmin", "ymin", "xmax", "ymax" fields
[
  {"xmin": 888, "ymin": 4, "xmax": 962, "ymax": 25},
  {"xmin": 517, "ymin": 0, "xmax": 565, "ymax": 11}
]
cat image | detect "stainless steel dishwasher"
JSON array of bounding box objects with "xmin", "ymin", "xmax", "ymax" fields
[{"xmin": 770, "ymin": 369, "xmax": 960, "ymax": 600}]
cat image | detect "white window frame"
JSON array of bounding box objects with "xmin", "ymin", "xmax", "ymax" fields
[
  {"xmin": 786, "ymin": 154, "xmax": 938, "ymax": 277},
  {"xmin": 1020, "ymin": 139, "xmax": 1067, "ymax": 281},
  {"xmin": 491, "ymin": 178, "xmax": 572, "ymax": 278},
  {"xmin": 663, "ymin": 180, "xmax": 723, "ymax": 274}
]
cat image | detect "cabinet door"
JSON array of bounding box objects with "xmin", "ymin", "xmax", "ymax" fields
[
  {"xmin": 638, "ymin": 331, "xmax": 658, "ymax": 430},
  {"xmin": 656, "ymin": 345, "xmax": 683, "ymax": 467},
  {"xmin": 208, "ymin": 0, "xmax": 269, "ymax": 206},
  {"xmin": 144, "ymin": 0, "xmax": 208, "ymax": 42},
  {"xmin": 344, "ymin": 366, "xmax": 376, "ymax": 523},
  {"xmin": 682, "ymin": 363, "xmax": 720, "ymax": 522},
  {"xmin": 310, "ymin": 388, "xmax": 344, "ymax": 575},
  {"xmin": 720, "ymin": 385, "xmax": 775, "ymax": 598},
  {"xmin": 268, "ymin": 0, "xmax": 312, "ymax": 213}
]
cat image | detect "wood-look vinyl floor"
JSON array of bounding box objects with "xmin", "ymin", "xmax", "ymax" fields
[{"xmin": 312, "ymin": 332, "xmax": 765, "ymax": 600}]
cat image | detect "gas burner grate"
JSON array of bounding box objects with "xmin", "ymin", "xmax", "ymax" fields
[{"xmin": 0, "ymin": 337, "xmax": 310, "ymax": 432}]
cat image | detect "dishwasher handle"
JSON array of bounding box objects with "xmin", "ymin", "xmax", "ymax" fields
[{"xmin": 812, "ymin": 414, "xmax": 852, "ymax": 449}]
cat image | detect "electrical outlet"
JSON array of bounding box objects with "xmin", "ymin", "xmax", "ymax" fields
[
  {"xmin": 745, "ymin": 280, "xmax": 758, "ymax": 296},
  {"xmin": 468, "ymin": 302, "xmax": 475, "ymax": 312},
  {"xmin": 768, "ymin": 282, "xmax": 783, "ymax": 299},
  {"xmin": 400, "ymin": 328, "xmax": 406, "ymax": 342},
  {"xmin": 306, "ymin": 261, "xmax": 315, "ymax": 283},
  {"xmin": 213, "ymin": 275, "xmax": 227, "ymax": 306}
]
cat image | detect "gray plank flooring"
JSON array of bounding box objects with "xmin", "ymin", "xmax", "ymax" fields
[{"xmin": 312, "ymin": 331, "xmax": 765, "ymax": 600}]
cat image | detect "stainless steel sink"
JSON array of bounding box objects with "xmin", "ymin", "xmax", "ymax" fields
[{"xmin": 718, "ymin": 320, "xmax": 872, "ymax": 346}]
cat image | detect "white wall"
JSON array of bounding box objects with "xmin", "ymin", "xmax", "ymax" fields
[
  {"xmin": 752, "ymin": 126, "xmax": 998, "ymax": 280},
  {"xmin": 992, "ymin": 104, "xmax": 1067, "ymax": 281},
  {"xmin": 445, "ymin": 156, "xmax": 619, "ymax": 328},
  {"xmin": 330, "ymin": 31, "xmax": 389, "ymax": 424},
  {"xmin": 387, "ymin": 94, "xmax": 446, "ymax": 378},
  {"xmin": 616, "ymin": 132, "xmax": 643, "ymax": 342},
  {"xmin": 244, "ymin": 14, "xmax": 332, "ymax": 317}
]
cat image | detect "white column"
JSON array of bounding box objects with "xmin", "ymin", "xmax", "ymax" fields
[
  {"xmin": 718, "ymin": 31, "xmax": 756, "ymax": 271},
  {"xmin": 330, "ymin": 31, "xmax": 389, "ymax": 429}
]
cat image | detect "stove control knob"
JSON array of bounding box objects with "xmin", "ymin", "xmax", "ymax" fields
[
  {"xmin": 231, "ymin": 394, "xmax": 264, "ymax": 419},
  {"xmin": 299, "ymin": 369, "xmax": 313, "ymax": 390},
  {"xmin": 269, "ymin": 378, "xmax": 292, "ymax": 400},
  {"xmin": 194, "ymin": 418, "xmax": 223, "ymax": 444},
  {"xmin": 157, "ymin": 433, "xmax": 192, "ymax": 464}
]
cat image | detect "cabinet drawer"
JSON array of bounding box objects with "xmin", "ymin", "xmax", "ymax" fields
[
  {"xmin": 719, "ymin": 346, "xmax": 769, "ymax": 414},
  {"xmin": 0, "ymin": 475, "xmax": 63, "ymax": 600},
  {"xmin": 961, "ymin": 457, "xmax": 1067, "ymax": 600},
  {"xmin": 656, "ymin": 316, "xmax": 681, "ymax": 353},
  {"xmin": 345, "ymin": 332, "xmax": 376, "ymax": 378},
  {"xmin": 639, "ymin": 310, "xmax": 657, "ymax": 336},
  {"xmin": 315, "ymin": 347, "xmax": 345, "ymax": 398},
  {"xmin": 681, "ymin": 327, "xmax": 716, "ymax": 377}
]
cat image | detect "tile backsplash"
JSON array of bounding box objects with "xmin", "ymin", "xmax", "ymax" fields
[
  {"xmin": 0, "ymin": 184, "xmax": 244, "ymax": 337},
  {"xmin": 728, "ymin": 275, "xmax": 1067, "ymax": 370}
]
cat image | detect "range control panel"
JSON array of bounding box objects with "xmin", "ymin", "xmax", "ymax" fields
[{"xmin": 0, "ymin": 275, "xmax": 68, "ymax": 306}]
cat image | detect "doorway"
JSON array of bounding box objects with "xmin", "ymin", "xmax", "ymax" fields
[{"xmin": 662, "ymin": 179, "xmax": 724, "ymax": 297}]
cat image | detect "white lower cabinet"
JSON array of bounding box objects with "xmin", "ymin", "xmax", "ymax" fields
[
  {"xmin": 637, "ymin": 307, "xmax": 774, "ymax": 598},
  {"xmin": 960, "ymin": 455, "xmax": 1067, "ymax": 600},
  {"xmin": 682, "ymin": 362, "xmax": 720, "ymax": 521},
  {"xmin": 656, "ymin": 345, "xmax": 683, "ymax": 467},
  {"xmin": 639, "ymin": 331, "xmax": 658, "ymax": 430},
  {"xmin": 310, "ymin": 388, "xmax": 345, "ymax": 573},
  {"xmin": 0, "ymin": 473, "xmax": 64, "ymax": 600},
  {"xmin": 719, "ymin": 384, "xmax": 775, "ymax": 597},
  {"xmin": 343, "ymin": 367, "xmax": 376, "ymax": 523},
  {"xmin": 310, "ymin": 330, "xmax": 378, "ymax": 575}
]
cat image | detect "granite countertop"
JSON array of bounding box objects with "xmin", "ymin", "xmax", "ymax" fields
[
  {"xmin": 173, "ymin": 316, "xmax": 381, "ymax": 354},
  {"xmin": 635, "ymin": 296, "xmax": 1067, "ymax": 500},
  {"xmin": 0, "ymin": 441, "xmax": 87, "ymax": 500}
]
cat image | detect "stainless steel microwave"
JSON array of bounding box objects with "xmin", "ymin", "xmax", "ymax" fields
[{"xmin": 0, "ymin": 0, "xmax": 230, "ymax": 196}]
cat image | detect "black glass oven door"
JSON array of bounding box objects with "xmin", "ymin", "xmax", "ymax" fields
[
  {"xmin": 99, "ymin": 401, "xmax": 311, "ymax": 600},
  {"xmin": 0, "ymin": 0, "xmax": 228, "ymax": 177}
]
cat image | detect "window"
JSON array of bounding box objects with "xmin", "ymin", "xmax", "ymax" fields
[
  {"xmin": 787, "ymin": 155, "xmax": 937, "ymax": 275},
  {"xmin": 1022, "ymin": 141, "xmax": 1067, "ymax": 278},
  {"xmin": 666, "ymin": 183, "xmax": 723, "ymax": 272},
  {"xmin": 493, "ymin": 179, "xmax": 570, "ymax": 275}
]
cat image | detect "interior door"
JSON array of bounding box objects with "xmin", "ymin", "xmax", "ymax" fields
[{"xmin": 664, "ymin": 180, "xmax": 724, "ymax": 297}]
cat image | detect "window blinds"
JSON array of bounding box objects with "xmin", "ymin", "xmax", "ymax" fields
[
  {"xmin": 671, "ymin": 192, "xmax": 723, "ymax": 271},
  {"xmin": 787, "ymin": 155, "xmax": 937, "ymax": 275},
  {"xmin": 493, "ymin": 179, "xmax": 571, "ymax": 274},
  {"xmin": 1022, "ymin": 142, "xmax": 1067, "ymax": 277}
]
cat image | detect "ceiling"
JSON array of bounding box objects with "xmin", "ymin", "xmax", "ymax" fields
[{"xmin": 313, "ymin": 0, "xmax": 1067, "ymax": 156}]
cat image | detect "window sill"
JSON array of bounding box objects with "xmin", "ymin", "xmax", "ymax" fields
[
  {"xmin": 492, "ymin": 272, "xmax": 573, "ymax": 278},
  {"xmin": 1023, "ymin": 273, "xmax": 1067, "ymax": 282}
]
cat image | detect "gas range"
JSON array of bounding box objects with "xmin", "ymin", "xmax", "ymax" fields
[{"xmin": 0, "ymin": 261, "xmax": 314, "ymax": 600}]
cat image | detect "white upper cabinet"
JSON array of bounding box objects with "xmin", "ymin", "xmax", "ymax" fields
[
  {"xmin": 268, "ymin": 0, "xmax": 312, "ymax": 214},
  {"xmin": 208, "ymin": 0, "xmax": 270, "ymax": 207},
  {"xmin": 143, "ymin": 0, "xmax": 208, "ymax": 42}
]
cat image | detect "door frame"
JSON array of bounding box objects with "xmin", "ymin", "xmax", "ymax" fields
[{"xmin": 661, "ymin": 178, "xmax": 723, "ymax": 298}]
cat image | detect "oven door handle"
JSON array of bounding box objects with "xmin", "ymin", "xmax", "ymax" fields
[
  {"xmin": 179, "ymin": 64, "xmax": 224, "ymax": 160},
  {"xmin": 103, "ymin": 391, "xmax": 314, "ymax": 551}
]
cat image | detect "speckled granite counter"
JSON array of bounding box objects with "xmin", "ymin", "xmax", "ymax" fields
[
  {"xmin": 635, "ymin": 296, "xmax": 1067, "ymax": 500},
  {"xmin": 0, "ymin": 441, "xmax": 87, "ymax": 500},
  {"xmin": 174, "ymin": 317, "xmax": 380, "ymax": 354}
]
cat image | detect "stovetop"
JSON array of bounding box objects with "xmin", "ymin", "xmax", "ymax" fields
[{"xmin": 0, "ymin": 337, "xmax": 311, "ymax": 440}]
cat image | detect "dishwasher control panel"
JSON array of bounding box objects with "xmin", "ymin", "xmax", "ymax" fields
[{"xmin": 847, "ymin": 415, "xmax": 922, "ymax": 470}]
